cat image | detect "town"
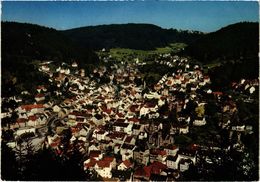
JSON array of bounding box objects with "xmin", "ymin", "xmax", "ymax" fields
[{"xmin": 1, "ymin": 49, "xmax": 258, "ymax": 181}]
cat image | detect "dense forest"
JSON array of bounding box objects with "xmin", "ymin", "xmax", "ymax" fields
[
  {"xmin": 184, "ymin": 22, "xmax": 259, "ymax": 63},
  {"xmin": 2, "ymin": 22, "xmax": 98, "ymax": 63},
  {"xmin": 62, "ymin": 23, "xmax": 203, "ymax": 50}
]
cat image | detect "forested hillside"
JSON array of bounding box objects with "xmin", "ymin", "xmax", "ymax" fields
[
  {"xmin": 184, "ymin": 22, "xmax": 259, "ymax": 63},
  {"xmin": 1, "ymin": 22, "xmax": 98, "ymax": 95},
  {"xmin": 62, "ymin": 23, "xmax": 203, "ymax": 50}
]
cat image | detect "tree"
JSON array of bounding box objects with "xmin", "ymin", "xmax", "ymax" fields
[
  {"xmin": 1, "ymin": 142, "xmax": 20, "ymax": 180},
  {"xmin": 195, "ymin": 105, "xmax": 205, "ymax": 118}
]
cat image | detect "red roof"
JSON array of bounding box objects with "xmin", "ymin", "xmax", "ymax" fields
[
  {"xmin": 116, "ymin": 112, "xmax": 124, "ymax": 118},
  {"xmin": 103, "ymin": 108, "xmax": 112, "ymax": 114},
  {"xmin": 166, "ymin": 145, "xmax": 178, "ymax": 150},
  {"xmin": 150, "ymin": 161, "xmax": 167, "ymax": 174},
  {"xmin": 95, "ymin": 130, "xmax": 106, "ymax": 135},
  {"xmin": 128, "ymin": 118, "xmax": 140, "ymax": 123},
  {"xmin": 103, "ymin": 156, "xmax": 115, "ymax": 163},
  {"xmin": 96, "ymin": 160, "xmax": 111, "ymax": 168},
  {"xmin": 150, "ymin": 149, "xmax": 167, "ymax": 156},
  {"xmin": 107, "ymin": 131, "xmax": 126, "ymax": 140},
  {"xmin": 17, "ymin": 118, "xmax": 27, "ymax": 123},
  {"xmin": 70, "ymin": 127, "xmax": 79, "ymax": 133},
  {"xmin": 129, "ymin": 105, "xmax": 139, "ymax": 112},
  {"xmin": 84, "ymin": 158, "xmax": 97, "ymax": 168},
  {"xmin": 21, "ymin": 104, "xmax": 45, "ymax": 111},
  {"xmin": 166, "ymin": 80, "xmax": 172, "ymax": 85},
  {"xmin": 28, "ymin": 115, "xmax": 37, "ymax": 121},
  {"xmin": 37, "ymin": 85, "xmax": 46, "ymax": 89},
  {"xmin": 122, "ymin": 160, "xmax": 132, "ymax": 168},
  {"xmin": 212, "ymin": 91, "xmax": 223, "ymax": 95},
  {"xmin": 145, "ymin": 102, "xmax": 156, "ymax": 108},
  {"xmin": 35, "ymin": 94, "xmax": 45, "ymax": 98},
  {"xmin": 89, "ymin": 150, "xmax": 101, "ymax": 158},
  {"xmin": 124, "ymin": 136, "xmax": 134, "ymax": 143},
  {"xmin": 134, "ymin": 167, "xmax": 150, "ymax": 178}
]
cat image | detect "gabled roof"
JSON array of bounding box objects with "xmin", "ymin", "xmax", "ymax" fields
[
  {"xmin": 35, "ymin": 94, "xmax": 45, "ymax": 98},
  {"xmin": 122, "ymin": 160, "xmax": 132, "ymax": 168},
  {"xmin": 89, "ymin": 150, "xmax": 101, "ymax": 158},
  {"xmin": 167, "ymin": 155, "xmax": 178, "ymax": 162},
  {"xmin": 113, "ymin": 122, "xmax": 128, "ymax": 128},
  {"xmin": 21, "ymin": 104, "xmax": 45, "ymax": 111},
  {"xmin": 128, "ymin": 118, "xmax": 140, "ymax": 123},
  {"xmin": 103, "ymin": 156, "xmax": 115, "ymax": 163},
  {"xmin": 17, "ymin": 118, "xmax": 28, "ymax": 123},
  {"xmin": 124, "ymin": 136, "xmax": 134, "ymax": 143},
  {"xmin": 28, "ymin": 115, "xmax": 37, "ymax": 121},
  {"xmin": 84, "ymin": 158, "xmax": 97, "ymax": 168},
  {"xmin": 96, "ymin": 160, "xmax": 111, "ymax": 168}
]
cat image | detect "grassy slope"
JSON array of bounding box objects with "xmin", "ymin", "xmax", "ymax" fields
[{"xmin": 97, "ymin": 43, "xmax": 187, "ymax": 62}]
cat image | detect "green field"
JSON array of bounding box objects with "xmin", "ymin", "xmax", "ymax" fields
[{"xmin": 97, "ymin": 43, "xmax": 187, "ymax": 62}]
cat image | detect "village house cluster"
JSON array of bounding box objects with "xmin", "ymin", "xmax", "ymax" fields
[{"xmin": 1, "ymin": 52, "xmax": 258, "ymax": 181}]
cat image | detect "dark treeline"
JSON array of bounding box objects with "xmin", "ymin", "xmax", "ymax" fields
[
  {"xmin": 2, "ymin": 22, "xmax": 98, "ymax": 64},
  {"xmin": 209, "ymin": 58, "xmax": 259, "ymax": 91},
  {"xmin": 184, "ymin": 22, "xmax": 259, "ymax": 64},
  {"xmin": 62, "ymin": 23, "xmax": 203, "ymax": 50}
]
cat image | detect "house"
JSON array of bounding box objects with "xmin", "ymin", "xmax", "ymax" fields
[
  {"xmin": 179, "ymin": 125, "xmax": 189, "ymax": 134},
  {"xmin": 249, "ymin": 86, "xmax": 256, "ymax": 94},
  {"xmin": 178, "ymin": 148, "xmax": 197, "ymax": 165},
  {"xmin": 93, "ymin": 130, "xmax": 108, "ymax": 141},
  {"xmin": 72, "ymin": 62, "xmax": 78, "ymax": 68},
  {"xmin": 27, "ymin": 115, "xmax": 38, "ymax": 127},
  {"xmin": 88, "ymin": 143, "xmax": 99, "ymax": 154},
  {"xmin": 16, "ymin": 118, "xmax": 27, "ymax": 128},
  {"xmin": 231, "ymin": 125, "xmax": 245, "ymax": 132},
  {"xmin": 193, "ymin": 117, "xmax": 206, "ymax": 126},
  {"xmin": 120, "ymin": 143, "xmax": 136, "ymax": 159},
  {"xmin": 84, "ymin": 158, "xmax": 97, "ymax": 170},
  {"xmin": 179, "ymin": 159, "xmax": 193, "ymax": 172},
  {"xmin": 133, "ymin": 148, "xmax": 150, "ymax": 165},
  {"xmin": 150, "ymin": 149, "xmax": 167, "ymax": 164},
  {"xmin": 15, "ymin": 127, "xmax": 36, "ymax": 137},
  {"xmin": 165, "ymin": 145, "xmax": 179, "ymax": 156},
  {"xmin": 113, "ymin": 122, "xmax": 133, "ymax": 134},
  {"xmin": 94, "ymin": 157, "xmax": 116, "ymax": 178},
  {"xmin": 114, "ymin": 144, "xmax": 121, "ymax": 154},
  {"xmin": 132, "ymin": 124, "xmax": 142, "ymax": 135},
  {"xmin": 118, "ymin": 160, "xmax": 133, "ymax": 171},
  {"xmin": 134, "ymin": 162, "xmax": 167, "ymax": 181},
  {"xmin": 36, "ymin": 86, "xmax": 47, "ymax": 93},
  {"xmin": 166, "ymin": 155, "xmax": 180, "ymax": 170},
  {"xmin": 107, "ymin": 132, "xmax": 127, "ymax": 145},
  {"xmin": 53, "ymin": 105, "xmax": 61, "ymax": 113},
  {"xmin": 124, "ymin": 135, "xmax": 136, "ymax": 145},
  {"xmin": 89, "ymin": 150, "xmax": 103, "ymax": 160},
  {"xmin": 18, "ymin": 104, "xmax": 45, "ymax": 114},
  {"xmin": 41, "ymin": 65, "xmax": 50, "ymax": 71}
]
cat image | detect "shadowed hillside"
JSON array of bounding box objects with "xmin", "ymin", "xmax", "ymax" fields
[
  {"xmin": 62, "ymin": 23, "xmax": 203, "ymax": 50},
  {"xmin": 184, "ymin": 22, "xmax": 259, "ymax": 63}
]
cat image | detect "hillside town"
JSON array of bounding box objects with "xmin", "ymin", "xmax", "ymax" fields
[{"xmin": 1, "ymin": 52, "xmax": 258, "ymax": 181}]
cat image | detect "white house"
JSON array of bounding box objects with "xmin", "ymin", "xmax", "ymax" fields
[
  {"xmin": 118, "ymin": 160, "xmax": 133, "ymax": 170},
  {"xmin": 179, "ymin": 125, "xmax": 189, "ymax": 134},
  {"xmin": 15, "ymin": 127, "xmax": 36, "ymax": 137},
  {"xmin": 166, "ymin": 155, "xmax": 180, "ymax": 169},
  {"xmin": 193, "ymin": 117, "xmax": 206, "ymax": 126},
  {"xmin": 94, "ymin": 130, "xmax": 108, "ymax": 141},
  {"xmin": 165, "ymin": 145, "xmax": 179, "ymax": 156}
]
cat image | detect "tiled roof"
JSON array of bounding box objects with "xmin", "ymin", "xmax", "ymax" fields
[
  {"xmin": 21, "ymin": 104, "xmax": 45, "ymax": 111},
  {"xmin": 122, "ymin": 160, "xmax": 132, "ymax": 168}
]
